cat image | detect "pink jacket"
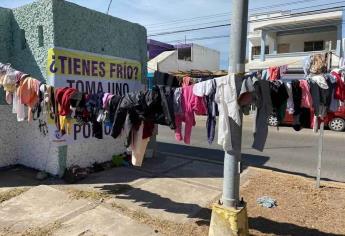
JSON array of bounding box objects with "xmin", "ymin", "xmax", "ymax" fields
[
  {"xmin": 175, "ymin": 85, "xmax": 207, "ymax": 144},
  {"xmin": 300, "ymin": 80, "xmax": 313, "ymax": 108}
]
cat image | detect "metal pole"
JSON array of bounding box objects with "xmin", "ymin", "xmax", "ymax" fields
[
  {"xmin": 316, "ymin": 121, "xmax": 324, "ymax": 188},
  {"xmin": 222, "ymin": 0, "xmax": 248, "ymax": 208}
]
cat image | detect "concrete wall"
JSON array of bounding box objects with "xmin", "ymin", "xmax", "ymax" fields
[
  {"xmin": 0, "ymin": 7, "xmax": 12, "ymax": 64},
  {"xmin": 0, "ymin": 7, "xmax": 13, "ymax": 103},
  {"xmin": 10, "ymin": 0, "xmax": 55, "ymax": 82},
  {"xmin": 277, "ymin": 31, "xmax": 337, "ymax": 52},
  {"xmin": 0, "ymin": 0, "xmax": 147, "ymax": 175},
  {"xmin": 50, "ymin": 0, "xmax": 147, "ymax": 171},
  {"xmin": 248, "ymin": 30, "xmax": 337, "ymax": 62},
  {"xmin": 52, "ymin": 0, "xmax": 147, "ymax": 79},
  {"xmin": 250, "ymin": 11, "xmax": 342, "ymax": 31},
  {"xmin": 0, "ymin": 0, "xmax": 56, "ymax": 170},
  {"xmin": 158, "ymin": 44, "xmax": 220, "ymax": 73}
]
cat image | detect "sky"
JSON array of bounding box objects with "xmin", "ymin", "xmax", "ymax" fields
[{"xmin": 0, "ymin": 0, "xmax": 340, "ymax": 69}]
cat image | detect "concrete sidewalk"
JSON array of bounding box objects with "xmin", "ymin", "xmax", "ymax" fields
[{"xmin": 0, "ymin": 151, "xmax": 233, "ymax": 235}]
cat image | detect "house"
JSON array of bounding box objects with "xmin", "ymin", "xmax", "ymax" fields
[
  {"xmin": 246, "ymin": 8, "xmax": 345, "ymax": 72},
  {"xmin": 147, "ymin": 40, "xmax": 220, "ymax": 73},
  {"xmin": 0, "ymin": 0, "xmax": 146, "ymax": 175}
]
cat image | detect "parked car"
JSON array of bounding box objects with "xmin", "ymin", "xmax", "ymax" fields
[{"xmin": 268, "ymin": 105, "xmax": 345, "ymax": 132}]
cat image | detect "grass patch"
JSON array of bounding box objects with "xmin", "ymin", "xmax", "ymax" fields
[
  {"xmin": 0, "ymin": 188, "xmax": 28, "ymax": 203},
  {"xmin": 67, "ymin": 188, "xmax": 110, "ymax": 202}
]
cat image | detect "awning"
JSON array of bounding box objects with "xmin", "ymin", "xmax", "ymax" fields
[{"xmin": 255, "ymin": 18, "xmax": 341, "ymax": 32}]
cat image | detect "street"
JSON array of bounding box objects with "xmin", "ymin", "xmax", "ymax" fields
[{"xmin": 157, "ymin": 116, "xmax": 345, "ymax": 182}]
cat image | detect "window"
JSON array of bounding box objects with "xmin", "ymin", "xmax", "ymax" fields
[
  {"xmin": 278, "ymin": 44, "xmax": 290, "ymax": 53},
  {"xmin": 177, "ymin": 46, "xmax": 192, "ymax": 61},
  {"xmin": 20, "ymin": 29, "xmax": 26, "ymax": 50},
  {"xmin": 304, "ymin": 41, "xmax": 324, "ymax": 52},
  {"xmin": 38, "ymin": 26, "xmax": 44, "ymax": 47},
  {"xmin": 252, "ymin": 46, "xmax": 269, "ymax": 56}
]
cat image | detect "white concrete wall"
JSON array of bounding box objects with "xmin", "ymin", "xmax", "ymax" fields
[
  {"xmin": 157, "ymin": 44, "xmax": 220, "ymax": 73},
  {"xmin": 250, "ymin": 11, "xmax": 342, "ymax": 31},
  {"xmin": 0, "ymin": 106, "xmax": 19, "ymax": 167},
  {"xmin": 0, "ymin": 105, "xmax": 126, "ymax": 175},
  {"xmin": 66, "ymin": 135, "xmax": 126, "ymax": 168},
  {"xmin": 277, "ymin": 31, "xmax": 337, "ymax": 52}
]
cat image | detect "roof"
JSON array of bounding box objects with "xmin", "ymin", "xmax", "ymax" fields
[
  {"xmin": 170, "ymin": 70, "xmax": 228, "ymax": 78},
  {"xmin": 255, "ymin": 18, "xmax": 341, "ymax": 32},
  {"xmin": 148, "ymin": 50, "xmax": 176, "ymax": 71}
]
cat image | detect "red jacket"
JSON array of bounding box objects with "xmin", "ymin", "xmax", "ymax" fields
[
  {"xmin": 55, "ymin": 87, "xmax": 77, "ymax": 116},
  {"xmin": 331, "ymin": 71, "xmax": 345, "ymax": 101}
]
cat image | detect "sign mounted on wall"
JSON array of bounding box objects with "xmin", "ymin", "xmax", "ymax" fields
[{"xmin": 46, "ymin": 47, "xmax": 144, "ymax": 145}]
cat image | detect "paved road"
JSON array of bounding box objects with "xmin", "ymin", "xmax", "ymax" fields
[{"xmin": 156, "ymin": 116, "xmax": 345, "ymax": 182}]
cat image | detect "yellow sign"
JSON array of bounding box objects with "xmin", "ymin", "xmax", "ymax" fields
[{"xmin": 47, "ymin": 48, "xmax": 142, "ymax": 80}]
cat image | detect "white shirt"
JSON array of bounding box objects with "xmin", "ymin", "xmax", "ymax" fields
[
  {"xmin": 193, "ymin": 79, "xmax": 214, "ymax": 97},
  {"xmin": 214, "ymin": 74, "xmax": 241, "ymax": 152}
]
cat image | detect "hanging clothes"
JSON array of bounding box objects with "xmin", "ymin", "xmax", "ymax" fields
[
  {"xmin": 155, "ymin": 86, "xmax": 176, "ymax": 129},
  {"xmin": 291, "ymin": 80, "xmax": 302, "ymax": 131},
  {"xmin": 182, "ymin": 76, "xmax": 191, "ymax": 87},
  {"xmin": 268, "ymin": 67, "xmax": 280, "ymax": 81},
  {"xmin": 308, "ymin": 79, "xmax": 330, "ymax": 118},
  {"xmin": 331, "ymin": 70, "xmax": 345, "ymax": 101},
  {"xmin": 269, "ymin": 81, "xmax": 289, "ymax": 125},
  {"xmin": 17, "ymin": 77, "xmax": 40, "ymax": 122},
  {"xmin": 215, "ymin": 74, "xmax": 241, "ymax": 152},
  {"xmin": 175, "ymin": 84, "xmax": 207, "ymax": 144},
  {"xmin": 130, "ymin": 121, "xmax": 150, "ymax": 167},
  {"xmin": 238, "ymin": 74, "xmax": 255, "ymax": 115},
  {"xmin": 154, "ymin": 71, "xmax": 179, "ymax": 87},
  {"xmin": 261, "ymin": 69, "xmax": 269, "ymax": 80},
  {"xmin": 279, "ymin": 65, "xmax": 288, "ymax": 78},
  {"xmin": 193, "ymin": 79, "xmax": 218, "ymax": 144},
  {"xmin": 85, "ymin": 92, "xmax": 104, "ymax": 139},
  {"xmin": 309, "ymin": 53, "xmax": 327, "ymax": 74},
  {"xmin": 173, "ymin": 87, "xmax": 183, "ymax": 114},
  {"xmin": 285, "ymin": 82, "xmax": 294, "ymax": 114},
  {"xmin": 252, "ymin": 80, "xmax": 272, "ymax": 152},
  {"xmin": 111, "ymin": 88, "xmax": 171, "ymax": 146},
  {"xmin": 12, "ymin": 91, "xmax": 25, "ymax": 122},
  {"xmin": 299, "ymin": 80, "xmax": 313, "ymax": 109}
]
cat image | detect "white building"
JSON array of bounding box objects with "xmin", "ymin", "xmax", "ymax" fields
[
  {"xmin": 247, "ymin": 8, "xmax": 344, "ymax": 71},
  {"xmin": 148, "ymin": 43, "xmax": 220, "ymax": 73}
]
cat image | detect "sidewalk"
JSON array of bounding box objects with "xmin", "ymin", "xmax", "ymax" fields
[{"xmin": 0, "ymin": 152, "xmax": 344, "ymax": 235}]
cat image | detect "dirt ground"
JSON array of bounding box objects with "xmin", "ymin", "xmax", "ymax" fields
[
  {"xmin": 242, "ymin": 167, "xmax": 345, "ymax": 236},
  {"xmin": 1, "ymin": 167, "xmax": 344, "ymax": 236}
]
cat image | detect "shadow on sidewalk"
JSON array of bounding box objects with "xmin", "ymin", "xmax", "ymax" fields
[
  {"xmin": 156, "ymin": 142, "xmax": 342, "ymax": 183},
  {"xmin": 249, "ymin": 216, "xmax": 343, "ymax": 236},
  {"xmin": 98, "ymin": 184, "xmax": 212, "ymax": 224}
]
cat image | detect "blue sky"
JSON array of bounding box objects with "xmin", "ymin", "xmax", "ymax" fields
[{"xmin": 0, "ymin": 0, "xmax": 340, "ymax": 69}]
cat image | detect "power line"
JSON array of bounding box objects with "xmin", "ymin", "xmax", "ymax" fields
[
  {"xmin": 148, "ymin": 5, "xmax": 345, "ymax": 37},
  {"xmin": 167, "ymin": 35, "xmax": 230, "ymax": 43},
  {"xmin": 148, "ymin": 2, "xmax": 345, "ymax": 34},
  {"xmin": 146, "ymin": 0, "xmax": 320, "ymax": 28},
  {"xmin": 106, "ymin": 0, "xmax": 113, "ymax": 15}
]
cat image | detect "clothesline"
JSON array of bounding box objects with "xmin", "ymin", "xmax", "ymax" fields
[{"xmin": 1, "ymin": 55, "xmax": 345, "ymax": 168}]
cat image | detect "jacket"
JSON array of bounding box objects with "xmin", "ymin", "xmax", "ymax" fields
[
  {"xmin": 111, "ymin": 87, "xmax": 174, "ymax": 146},
  {"xmin": 331, "ymin": 71, "xmax": 345, "ymax": 101}
]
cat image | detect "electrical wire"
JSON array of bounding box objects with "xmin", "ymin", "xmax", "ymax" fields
[
  {"xmin": 148, "ymin": 5, "xmax": 345, "ymax": 37},
  {"xmin": 106, "ymin": 0, "xmax": 113, "ymax": 15},
  {"xmin": 148, "ymin": 3, "xmax": 345, "ymax": 35},
  {"xmin": 146, "ymin": 0, "xmax": 321, "ymax": 28}
]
